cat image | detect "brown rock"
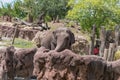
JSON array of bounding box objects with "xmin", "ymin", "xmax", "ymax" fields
[
  {"xmin": 13, "ymin": 47, "xmax": 37, "ymax": 79},
  {"xmin": 71, "ymin": 35, "xmax": 89, "ymax": 55},
  {"xmin": 33, "ymin": 47, "xmax": 120, "ymax": 80}
]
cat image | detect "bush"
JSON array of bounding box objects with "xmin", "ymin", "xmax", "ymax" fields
[
  {"xmin": 114, "ymin": 51, "xmax": 120, "ymax": 60},
  {"xmin": 65, "ymin": 21, "xmax": 75, "ymax": 27}
]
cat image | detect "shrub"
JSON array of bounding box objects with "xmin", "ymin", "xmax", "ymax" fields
[{"xmin": 114, "ymin": 51, "xmax": 120, "ymax": 60}]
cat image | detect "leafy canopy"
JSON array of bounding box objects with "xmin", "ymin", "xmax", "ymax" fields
[
  {"xmin": 0, "ymin": 0, "xmax": 69, "ymax": 22},
  {"xmin": 67, "ymin": 0, "xmax": 120, "ymax": 31}
]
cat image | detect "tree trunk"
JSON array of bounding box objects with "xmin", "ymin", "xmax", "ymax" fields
[
  {"xmin": 12, "ymin": 26, "xmax": 18, "ymax": 44},
  {"xmin": 89, "ymin": 25, "xmax": 96, "ymax": 55},
  {"xmin": 55, "ymin": 15, "xmax": 59, "ymax": 23},
  {"xmin": 117, "ymin": 46, "xmax": 120, "ymax": 51},
  {"xmin": 38, "ymin": 12, "xmax": 45, "ymax": 25},
  {"xmin": 99, "ymin": 26, "xmax": 106, "ymax": 57},
  {"xmin": 114, "ymin": 25, "xmax": 120, "ymax": 51},
  {"xmin": 103, "ymin": 49, "xmax": 108, "ymax": 60},
  {"xmin": 28, "ymin": 13, "xmax": 33, "ymax": 23},
  {"xmin": 107, "ymin": 43, "xmax": 115, "ymax": 61},
  {"xmin": 53, "ymin": 17, "xmax": 56, "ymax": 23}
]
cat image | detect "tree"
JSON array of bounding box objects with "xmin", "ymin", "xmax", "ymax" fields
[
  {"xmin": 13, "ymin": 0, "xmax": 26, "ymax": 19},
  {"xmin": 0, "ymin": 0, "xmax": 70, "ymax": 23},
  {"xmin": 20, "ymin": 0, "xmax": 35, "ymax": 22},
  {"xmin": 0, "ymin": 0, "xmax": 26, "ymax": 20},
  {"xmin": 0, "ymin": 2, "xmax": 15, "ymax": 21},
  {"xmin": 67, "ymin": 0, "xmax": 120, "ymax": 34},
  {"xmin": 36, "ymin": 0, "xmax": 70, "ymax": 22},
  {"xmin": 0, "ymin": 8, "xmax": 2, "ymax": 16}
]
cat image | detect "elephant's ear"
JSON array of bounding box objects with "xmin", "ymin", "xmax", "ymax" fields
[
  {"xmin": 69, "ymin": 31, "xmax": 75, "ymax": 45},
  {"xmin": 52, "ymin": 31, "xmax": 57, "ymax": 40},
  {"xmin": 50, "ymin": 31, "xmax": 57, "ymax": 50}
]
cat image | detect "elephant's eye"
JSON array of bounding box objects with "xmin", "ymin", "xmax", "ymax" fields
[{"xmin": 65, "ymin": 37, "xmax": 69, "ymax": 40}]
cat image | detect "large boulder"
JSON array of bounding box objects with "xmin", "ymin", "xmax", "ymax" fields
[
  {"xmin": 0, "ymin": 46, "xmax": 16, "ymax": 80},
  {"xmin": 33, "ymin": 47, "xmax": 120, "ymax": 80},
  {"xmin": 13, "ymin": 47, "xmax": 37, "ymax": 79},
  {"xmin": 0, "ymin": 46, "xmax": 37, "ymax": 80},
  {"xmin": 71, "ymin": 35, "xmax": 89, "ymax": 55}
]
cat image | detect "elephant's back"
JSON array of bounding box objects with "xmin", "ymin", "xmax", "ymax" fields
[
  {"xmin": 32, "ymin": 30, "xmax": 52, "ymax": 48},
  {"xmin": 41, "ymin": 31, "xmax": 53, "ymax": 49}
]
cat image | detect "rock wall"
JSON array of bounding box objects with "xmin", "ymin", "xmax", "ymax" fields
[
  {"xmin": 0, "ymin": 25, "xmax": 38, "ymax": 40},
  {"xmin": 33, "ymin": 48, "xmax": 120, "ymax": 80}
]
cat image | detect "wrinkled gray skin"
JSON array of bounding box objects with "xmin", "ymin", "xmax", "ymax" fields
[{"xmin": 41, "ymin": 27, "xmax": 75, "ymax": 52}]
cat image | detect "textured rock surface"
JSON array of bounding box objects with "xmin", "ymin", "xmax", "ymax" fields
[
  {"xmin": 0, "ymin": 46, "xmax": 15, "ymax": 80},
  {"xmin": 13, "ymin": 48, "xmax": 37, "ymax": 79},
  {"xmin": 33, "ymin": 47, "xmax": 120, "ymax": 80},
  {"xmin": 71, "ymin": 35, "xmax": 89, "ymax": 55}
]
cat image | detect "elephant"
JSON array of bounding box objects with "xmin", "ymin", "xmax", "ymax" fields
[{"xmin": 32, "ymin": 27, "xmax": 75, "ymax": 52}]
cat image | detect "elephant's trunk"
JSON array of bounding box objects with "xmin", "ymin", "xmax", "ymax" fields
[
  {"xmin": 55, "ymin": 45, "xmax": 63, "ymax": 52},
  {"xmin": 54, "ymin": 37, "xmax": 67, "ymax": 52}
]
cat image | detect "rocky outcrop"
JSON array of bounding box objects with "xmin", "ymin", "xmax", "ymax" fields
[
  {"xmin": 33, "ymin": 47, "xmax": 120, "ymax": 80},
  {"xmin": 0, "ymin": 46, "xmax": 16, "ymax": 80},
  {"xmin": 0, "ymin": 46, "xmax": 37, "ymax": 80},
  {"xmin": 71, "ymin": 35, "xmax": 89, "ymax": 55},
  {"xmin": 13, "ymin": 47, "xmax": 37, "ymax": 80},
  {"xmin": 0, "ymin": 25, "xmax": 38, "ymax": 40}
]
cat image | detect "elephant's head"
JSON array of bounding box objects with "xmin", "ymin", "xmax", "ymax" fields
[{"xmin": 52, "ymin": 27, "xmax": 75, "ymax": 52}]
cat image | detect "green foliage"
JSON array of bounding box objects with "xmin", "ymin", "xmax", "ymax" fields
[
  {"xmin": 0, "ymin": 3, "xmax": 14, "ymax": 17},
  {"xmin": 0, "ymin": 0, "xmax": 70, "ymax": 22},
  {"xmin": 0, "ymin": 8, "xmax": 2, "ymax": 16},
  {"xmin": 67, "ymin": 0, "xmax": 120, "ymax": 32},
  {"xmin": 114, "ymin": 50, "xmax": 120, "ymax": 60},
  {"xmin": 35, "ymin": 0, "xmax": 70, "ymax": 21},
  {"xmin": 45, "ymin": 15, "xmax": 52, "ymax": 22},
  {"xmin": 0, "ymin": 1, "xmax": 25, "ymax": 18},
  {"xmin": 66, "ymin": 21, "xmax": 75, "ymax": 27},
  {"xmin": 13, "ymin": 0, "xmax": 26, "ymax": 18}
]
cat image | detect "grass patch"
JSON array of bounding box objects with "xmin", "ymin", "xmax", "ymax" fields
[
  {"xmin": 0, "ymin": 38, "xmax": 35, "ymax": 48},
  {"xmin": 13, "ymin": 38, "xmax": 36, "ymax": 48}
]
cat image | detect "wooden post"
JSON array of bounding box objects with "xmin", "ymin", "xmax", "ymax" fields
[
  {"xmin": 117, "ymin": 46, "xmax": 120, "ymax": 51},
  {"xmin": 114, "ymin": 25, "xmax": 120, "ymax": 51},
  {"xmin": 12, "ymin": 25, "xmax": 18, "ymax": 44},
  {"xmin": 107, "ymin": 43, "xmax": 115, "ymax": 61},
  {"xmin": 99, "ymin": 26, "xmax": 106, "ymax": 57},
  {"xmin": 103, "ymin": 49, "xmax": 108, "ymax": 60},
  {"xmin": 89, "ymin": 25, "xmax": 96, "ymax": 55}
]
